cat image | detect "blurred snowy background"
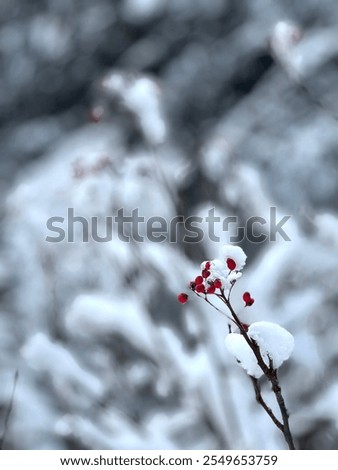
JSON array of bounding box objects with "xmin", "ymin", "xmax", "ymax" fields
[{"xmin": 1, "ymin": 0, "xmax": 338, "ymax": 450}]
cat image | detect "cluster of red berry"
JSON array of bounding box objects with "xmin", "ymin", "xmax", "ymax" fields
[
  {"xmin": 187, "ymin": 261, "xmax": 223, "ymax": 296},
  {"xmin": 177, "ymin": 257, "xmax": 254, "ymax": 308}
]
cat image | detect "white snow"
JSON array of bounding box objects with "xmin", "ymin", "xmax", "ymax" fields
[
  {"xmin": 209, "ymin": 258, "xmax": 230, "ymax": 289},
  {"xmin": 122, "ymin": 0, "xmax": 166, "ymax": 23},
  {"xmin": 101, "ymin": 72, "xmax": 166, "ymax": 145},
  {"xmin": 248, "ymin": 321, "xmax": 294, "ymax": 369},
  {"xmin": 21, "ymin": 333, "xmax": 103, "ymax": 399},
  {"xmin": 65, "ymin": 294, "xmax": 157, "ymax": 359},
  {"xmin": 228, "ymin": 271, "xmax": 242, "ymax": 282},
  {"xmin": 314, "ymin": 212, "xmax": 338, "ymax": 247},
  {"xmin": 9, "ymin": 376, "xmax": 63, "ymax": 449},
  {"xmin": 225, "ymin": 333, "xmax": 263, "ymax": 378},
  {"xmin": 270, "ymin": 21, "xmax": 303, "ymax": 80},
  {"xmin": 200, "ymin": 136, "xmax": 231, "ymax": 182},
  {"xmin": 225, "ymin": 322, "xmax": 294, "ymax": 377},
  {"xmin": 199, "ymin": 247, "xmax": 246, "ymax": 291}
]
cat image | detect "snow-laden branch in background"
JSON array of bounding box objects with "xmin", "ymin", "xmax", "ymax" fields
[
  {"xmin": 177, "ymin": 245, "xmax": 296, "ymax": 450},
  {"xmin": 100, "ymin": 70, "xmax": 167, "ymax": 146},
  {"xmin": 270, "ymin": 20, "xmax": 338, "ymax": 121}
]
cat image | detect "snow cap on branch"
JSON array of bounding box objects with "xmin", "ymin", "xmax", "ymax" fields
[
  {"xmin": 221, "ymin": 245, "xmax": 247, "ymax": 271},
  {"xmin": 248, "ymin": 321, "xmax": 294, "ymax": 369},
  {"xmin": 225, "ymin": 321, "xmax": 294, "ymax": 378},
  {"xmin": 225, "ymin": 333, "xmax": 263, "ymax": 378}
]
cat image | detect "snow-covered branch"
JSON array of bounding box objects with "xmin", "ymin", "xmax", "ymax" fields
[{"xmin": 178, "ymin": 245, "xmax": 296, "ymax": 449}]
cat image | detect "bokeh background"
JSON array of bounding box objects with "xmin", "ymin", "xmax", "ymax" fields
[{"xmin": 1, "ymin": 0, "xmax": 338, "ymax": 450}]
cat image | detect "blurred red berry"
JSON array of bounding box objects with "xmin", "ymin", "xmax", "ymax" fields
[
  {"xmin": 214, "ymin": 279, "xmax": 222, "ymax": 289},
  {"xmin": 178, "ymin": 293, "xmax": 189, "ymax": 304},
  {"xmin": 202, "ymin": 269, "xmax": 210, "ymax": 278},
  {"xmin": 205, "ymin": 261, "xmax": 211, "ymax": 270},
  {"xmin": 90, "ymin": 105, "xmax": 104, "ymax": 123},
  {"xmin": 207, "ymin": 284, "xmax": 216, "ymax": 294},
  {"xmin": 195, "ymin": 276, "xmax": 203, "ymax": 285},
  {"xmin": 195, "ymin": 284, "xmax": 205, "ymax": 293}
]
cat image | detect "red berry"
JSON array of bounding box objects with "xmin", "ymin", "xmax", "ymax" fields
[
  {"xmin": 202, "ymin": 269, "xmax": 210, "ymax": 278},
  {"xmin": 214, "ymin": 279, "xmax": 222, "ymax": 289},
  {"xmin": 189, "ymin": 281, "xmax": 196, "ymax": 290},
  {"xmin": 241, "ymin": 323, "xmax": 249, "ymax": 332},
  {"xmin": 205, "ymin": 261, "xmax": 211, "ymax": 270},
  {"xmin": 227, "ymin": 258, "xmax": 236, "ymax": 271},
  {"xmin": 90, "ymin": 105, "xmax": 104, "ymax": 123},
  {"xmin": 178, "ymin": 293, "xmax": 189, "ymax": 304},
  {"xmin": 243, "ymin": 292, "xmax": 255, "ymax": 306},
  {"xmin": 195, "ymin": 284, "xmax": 205, "ymax": 293},
  {"xmin": 207, "ymin": 284, "xmax": 216, "ymax": 294},
  {"xmin": 243, "ymin": 292, "xmax": 250, "ymax": 302},
  {"xmin": 195, "ymin": 276, "xmax": 204, "ymax": 285}
]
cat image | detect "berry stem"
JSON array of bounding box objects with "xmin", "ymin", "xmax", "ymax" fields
[{"xmin": 193, "ymin": 291, "xmax": 235, "ymax": 324}]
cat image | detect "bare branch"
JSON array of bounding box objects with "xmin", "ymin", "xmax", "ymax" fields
[{"xmin": 250, "ymin": 376, "xmax": 283, "ymax": 431}]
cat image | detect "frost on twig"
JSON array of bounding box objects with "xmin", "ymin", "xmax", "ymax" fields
[{"xmin": 178, "ymin": 244, "xmax": 296, "ymax": 450}]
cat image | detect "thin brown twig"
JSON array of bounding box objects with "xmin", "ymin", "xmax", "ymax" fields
[
  {"xmin": 250, "ymin": 376, "xmax": 283, "ymax": 431},
  {"xmin": 192, "ymin": 291, "xmax": 236, "ymax": 325},
  {"xmin": 268, "ymin": 368, "xmax": 295, "ymax": 450}
]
